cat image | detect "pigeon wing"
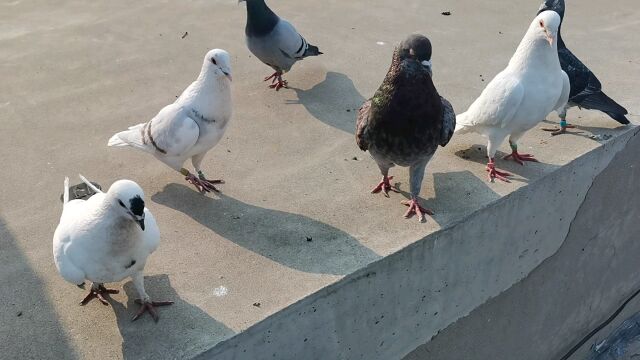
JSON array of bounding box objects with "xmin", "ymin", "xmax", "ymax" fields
[
  {"xmin": 439, "ymin": 96, "xmax": 456, "ymax": 147},
  {"xmin": 461, "ymin": 72, "xmax": 525, "ymax": 128},
  {"xmin": 143, "ymin": 105, "xmax": 200, "ymax": 157},
  {"xmin": 355, "ymin": 99, "xmax": 372, "ymax": 151}
]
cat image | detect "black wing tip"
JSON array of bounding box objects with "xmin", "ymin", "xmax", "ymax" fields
[{"xmin": 605, "ymin": 111, "xmax": 630, "ymax": 125}]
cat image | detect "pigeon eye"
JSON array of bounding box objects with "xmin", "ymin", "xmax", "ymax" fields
[
  {"xmin": 211, "ymin": 57, "xmax": 217, "ymax": 65},
  {"xmin": 118, "ymin": 200, "xmax": 126, "ymax": 208},
  {"xmin": 539, "ymin": 20, "xmax": 544, "ymax": 28}
]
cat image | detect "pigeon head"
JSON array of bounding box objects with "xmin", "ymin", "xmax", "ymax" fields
[
  {"xmin": 398, "ymin": 34, "xmax": 433, "ymax": 76},
  {"xmin": 537, "ymin": 0, "xmax": 564, "ymax": 20},
  {"xmin": 203, "ymin": 49, "xmax": 233, "ymax": 82},
  {"xmin": 532, "ymin": 10, "xmax": 561, "ymax": 47},
  {"xmin": 107, "ymin": 180, "xmax": 146, "ymax": 231}
]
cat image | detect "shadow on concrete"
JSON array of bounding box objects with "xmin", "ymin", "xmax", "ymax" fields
[
  {"xmin": 454, "ymin": 144, "xmax": 560, "ymax": 182},
  {"xmin": 151, "ymin": 184, "xmax": 381, "ymax": 276},
  {"xmin": 288, "ymin": 71, "xmax": 365, "ymax": 134},
  {"xmin": 538, "ymin": 119, "xmax": 629, "ymax": 142},
  {"xmin": 390, "ymin": 171, "xmax": 501, "ymax": 227},
  {"xmin": 110, "ymin": 274, "xmax": 234, "ymax": 360},
  {"xmin": 0, "ymin": 218, "xmax": 79, "ymax": 359}
]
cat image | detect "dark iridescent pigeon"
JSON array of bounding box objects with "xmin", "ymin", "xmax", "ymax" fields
[
  {"xmin": 538, "ymin": 0, "xmax": 629, "ymax": 135},
  {"xmin": 239, "ymin": 0, "xmax": 322, "ymax": 91},
  {"xmin": 356, "ymin": 34, "xmax": 455, "ymax": 222}
]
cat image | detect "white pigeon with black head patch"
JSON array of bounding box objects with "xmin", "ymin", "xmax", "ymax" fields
[
  {"xmin": 108, "ymin": 49, "xmax": 233, "ymax": 193},
  {"xmin": 240, "ymin": 0, "xmax": 322, "ymax": 91},
  {"xmin": 455, "ymin": 11, "xmax": 570, "ymax": 182},
  {"xmin": 53, "ymin": 175, "xmax": 173, "ymax": 322}
]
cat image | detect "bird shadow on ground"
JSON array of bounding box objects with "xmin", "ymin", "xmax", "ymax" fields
[
  {"xmin": 0, "ymin": 218, "xmax": 80, "ymax": 359},
  {"xmin": 109, "ymin": 274, "xmax": 234, "ymax": 360},
  {"xmin": 454, "ymin": 144, "xmax": 560, "ymax": 183},
  {"xmin": 390, "ymin": 171, "xmax": 501, "ymax": 227},
  {"xmin": 538, "ymin": 119, "xmax": 628, "ymax": 141},
  {"xmin": 286, "ymin": 71, "xmax": 365, "ymax": 134},
  {"xmin": 151, "ymin": 184, "xmax": 381, "ymax": 275}
]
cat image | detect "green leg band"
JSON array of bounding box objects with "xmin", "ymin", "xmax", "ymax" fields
[
  {"xmin": 509, "ymin": 143, "xmax": 517, "ymax": 152},
  {"xmin": 180, "ymin": 168, "xmax": 190, "ymax": 176},
  {"xmin": 560, "ymin": 120, "xmax": 567, "ymax": 128}
]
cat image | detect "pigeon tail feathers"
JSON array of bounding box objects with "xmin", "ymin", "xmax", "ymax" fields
[
  {"xmin": 63, "ymin": 177, "xmax": 70, "ymax": 205},
  {"xmin": 579, "ymin": 92, "xmax": 630, "ymax": 125},
  {"xmin": 78, "ymin": 174, "xmax": 104, "ymax": 194},
  {"xmin": 303, "ymin": 44, "xmax": 322, "ymax": 57}
]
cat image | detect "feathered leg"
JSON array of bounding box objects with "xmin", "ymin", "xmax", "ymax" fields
[
  {"xmin": 486, "ymin": 135, "xmax": 511, "ymax": 183},
  {"xmin": 130, "ymin": 272, "xmax": 173, "ymax": 322},
  {"xmin": 542, "ymin": 105, "xmax": 577, "ymax": 135},
  {"xmin": 401, "ymin": 159, "xmax": 433, "ymax": 222}
]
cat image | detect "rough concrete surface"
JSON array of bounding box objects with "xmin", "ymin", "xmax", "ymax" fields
[{"xmin": 1, "ymin": 0, "xmax": 638, "ymax": 359}]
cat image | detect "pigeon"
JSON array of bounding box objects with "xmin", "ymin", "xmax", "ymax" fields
[
  {"xmin": 53, "ymin": 175, "xmax": 173, "ymax": 322},
  {"xmin": 455, "ymin": 11, "xmax": 569, "ymax": 182},
  {"xmin": 537, "ymin": 0, "xmax": 630, "ymax": 135},
  {"xmin": 356, "ymin": 34, "xmax": 455, "ymax": 222},
  {"xmin": 239, "ymin": 0, "xmax": 322, "ymax": 91},
  {"xmin": 108, "ymin": 49, "xmax": 233, "ymax": 194}
]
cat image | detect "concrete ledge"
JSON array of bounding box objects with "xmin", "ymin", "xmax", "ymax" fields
[
  {"xmin": 197, "ymin": 127, "xmax": 640, "ymax": 360},
  {"xmin": 404, "ymin": 128, "xmax": 640, "ymax": 360},
  {"xmin": 2, "ymin": 1, "xmax": 639, "ymax": 359}
]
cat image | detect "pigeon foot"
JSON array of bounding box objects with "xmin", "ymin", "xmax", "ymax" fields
[
  {"xmin": 132, "ymin": 299, "xmax": 174, "ymax": 322},
  {"xmin": 185, "ymin": 173, "xmax": 223, "ymax": 193},
  {"xmin": 371, "ymin": 176, "xmax": 400, "ymax": 197},
  {"xmin": 503, "ymin": 151, "xmax": 539, "ymax": 166},
  {"xmin": 542, "ymin": 123, "xmax": 576, "ymax": 136},
  {"xmin": 486, "ymin": 160, "xmax": 511, "ymax": 183},
  {"xmin": 401, "ymin": 199, "xmax": 433, "ymax": 223},
  {"xmin": 264, "ymin": 72, "xmax": 288, "ymax": 91},
  {"xmin": 80, "ymin": 284, "xmax": 119, "ymax": 306}
]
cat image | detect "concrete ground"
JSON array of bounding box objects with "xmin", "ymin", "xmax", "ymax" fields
[{"xmin": 1, "ymin": 0, "xmax": 638, "ymax": 359}]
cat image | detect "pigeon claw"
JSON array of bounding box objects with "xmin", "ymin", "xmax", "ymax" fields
[
  {"xmin": 401, "ymin": 199, "xmax": 433, "ymax": 223},
  {"xmin": 371, "ymin": 176, "xmax": 400, "ymax": 197},
  {"xmin": 132, "ymin": 299, "xmax": 174, "ymax": 323},
  {"xmin": 80, "ymin": 284, "xmax": 119, "ymax": 306},
  {"xmin": 264, "ymin": 72, "xmax": 288, "ymax": 91},
  {"xmin": 486, "ymin": 162, "xmax": 511, "ymax": 183},
  {"xmin": 185, "ymin": 173, "xmax": 223, "ymax": 194},
  {"xmin": 541, "ymin": 124, "xmax": 578, "ymax": 136},
  {"xmin": 503, "ymin": 151, "xmax": 539, "ymax": 166}
]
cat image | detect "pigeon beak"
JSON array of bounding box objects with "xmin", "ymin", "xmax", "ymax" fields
[
  {"xmin": 223, "ymin": 71, "xmax": 232, "ymax": 82},
  {"xmin": 545, "ymin": 31, "xmax": 555, "ymax": 46},
  {"xmin": 137, "ymin": 218, "xmax": 145, "ymax": 231},
  {"xmin": 132, "ymin": 214, "xmax": 145, "ymax": 230}
]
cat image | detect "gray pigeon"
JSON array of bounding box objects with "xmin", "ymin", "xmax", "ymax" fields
[
  {"xmin": 356, "ymin": 34, "xmax": 455, "ymax": 222},
  {"xmin": 240, "ymin": 0, "xmax": 322, "ymax": 91}
]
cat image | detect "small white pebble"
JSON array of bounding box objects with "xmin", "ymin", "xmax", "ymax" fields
[
  {"xmin": 376, "ymin": 41, "xmax": 385, "ymax": 46},
  {"xmin": 213, "ymin": 286, "xmax": 228, "ymax": 297}
]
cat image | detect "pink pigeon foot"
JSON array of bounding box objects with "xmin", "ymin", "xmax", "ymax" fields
[
  {"xmin": 371, "ymin": 176, "xmax": 400, "ymax": 197},
  {"xmin": 486, "ymin": 159, "xmax": 511, "ymax": 183},
  {"xmin": 401, "ymin": 198, "xmax": 434, "ymax": 222},
  {"xmin": 131, "ymin": 299, "xmax": 174, "ymax": 322}
]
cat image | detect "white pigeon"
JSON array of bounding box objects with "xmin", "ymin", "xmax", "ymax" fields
[
  {"xmin": 108, "ymin": 49, "xmax": 233, "ymax": 193},
  {"xmin": 53, "ymin": 175, "xmax": 172, "ymax": 322},
  {"xmin": 455, "ymin": 10, "xmax": 570, "ymax": 182}
]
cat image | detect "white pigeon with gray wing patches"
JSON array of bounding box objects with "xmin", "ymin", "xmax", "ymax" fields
[
  {"xmin": 53, "ymin": 175, "xmax": 172, "ymax": 321},
  {"xmin": 108, "ymin": 49, "xmax": 233, "ymax": 193}
]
